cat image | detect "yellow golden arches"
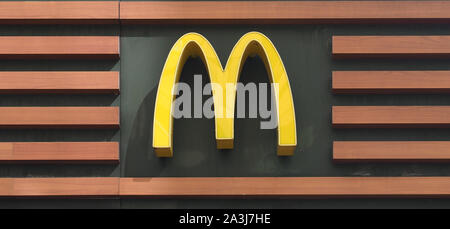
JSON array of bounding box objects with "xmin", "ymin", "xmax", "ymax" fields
[{"xmin": 153, "ymin": 32, "xmax": 297, "ymax": 157}]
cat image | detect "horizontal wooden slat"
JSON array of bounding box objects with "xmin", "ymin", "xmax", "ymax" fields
[
  {"xmin": 2, "ymin": 177, "xmax": 450, "ymax": 197},
  {"xmin": 0, "ymin": 142, "xmax": 119, "ymax": 163},
  {"xmin": 0, "ymin": 107, "xmax": 119, "ymax": 128},
  {"xmin": 333, "ymin": 106, "xmax": 450, "ymax": 128},
  {"xmin": 0, "ymin": 1, "xmax": 119, "ymax": 24},
  {"xmin": 333, "ymin": 71, "xmax": 450, "ymax": 93},
  {"xmin": 0, "ymin": 36, "xmax": 119, "ymax": 59},
  {"xmin": 120, "ymin": 1, "xmax": 450, "ymax": 24},
  {"xmin": 334, "ymin": 141, "xmax": 450, "ymax": 162},
  {"xmin": 119, "ymin": 177, "xmax": 450, "ymax": 197},
  {"xmin": 0, "ymin": 178, "xmax": 119, "ymax": 197},
  {"xmin": 0, "ymin": 72, "xmax": 119, "ymax": 94},
  {"xmin": 333, "ymin": 36, "xmax": 450, "ymax": 58},
  {"xmin": 3, "ymin": 1, "xmax": 450, "ymax": 24}
]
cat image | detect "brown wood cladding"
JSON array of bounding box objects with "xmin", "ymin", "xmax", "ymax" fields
[
  {"xmin": 334, "ymin": 141, "xmax": 450, "ymax": 162},
  {"xmin": 333, "ymin": 36, "xmax": 450, "ymax": 58},
  {"xmin": 0, "ymin": 142, "xmax": 119, "ymax": 163},
  {"xmin": 333, "ymin": 71, "xmax": 450, "ymax": 94},
  {"xmin": 119, "ymin": 177, "xmax": 450, "ymax": 197},
  {"xmin": 0, "ymin": 36, "xmax": 119, "ymax": 59},
  {"xmin": 0, "ymin": 1, "xmax": 450, "ymax": 24},
  {"xmin": 333, "ymin": 106, "xmax": 450, "ymax": 128},
  {"xmin": 0, "ymin": 1, "xmax": 119, "ymax": 24},
  {"xmin": 0, "ymin": 72, "xmax": 119, "ymax": 94},
  {"xmin": 0, "ymin": 178, "xmax": 119, "ymax": 197},
  {"xmin": 1, "ymin": 177, "xmax": 450, "ymax": 197},
  {"xmin": 1, "ymin": 1, "xmax": 450, "ymax": 199},
  {"xmin": 119, "ymin": 1, "xmax": 450, "ymax": 24},
  {"xmin": 0, "ymin": 107, "xmax": 119, "ymax": 128}
]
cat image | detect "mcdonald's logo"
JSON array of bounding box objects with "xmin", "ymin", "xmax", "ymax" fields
[{"xmin": 153, "ymin": 32, "xmax": 297, "ymax": 157}]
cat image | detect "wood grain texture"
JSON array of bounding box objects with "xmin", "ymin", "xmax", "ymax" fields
[
  {"xmin": 2, "ymin": 1, "xmax": 450, "ymax": 24},
  {"xmin": 120, "ymin": 1, "xmax": 450, "ymax": 24},
  {"xmin": 0, "ymin": 36, "xmax": 119, "ymax": 59},
  {"xmin": 0, "ymin": 1, "xmax": 119, "ymax": 24},
  {"xmin": 0, "ymin": 107, "xmax": 119, "ymax": 128},
  {"xmin": 0, "ymin": 142, "xmax": 119, "ymax": 163},
  {"xmin": 333, "ymin": 71, "xmax": 450, "ymax": 94},
  {"xmin": 333, "ymin": 36, "xmax": 450, "ymax": 58},
  {"xmin": 0, "ymin": 72, "xmax": 119, "ymax": 94},
  {"xmin": 0, "ymin": 178, "xmax": 119, "ymax": 197},
  {"xmin": 2, "ymin": 177, "xmax": 450, "ymax": 197},
  {"xmin": 333, "ymin": 106, "xmax": 450, "ymax": 128},
  {"xmin": 334, "ymin": 141, "xmax": 450, "ymax": 162},
  {"xmin": 119, "ymin": 177, "xmax": 450, "ymax": 197}
]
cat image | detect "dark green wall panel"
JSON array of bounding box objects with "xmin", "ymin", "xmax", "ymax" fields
[{"xmin": 121, "ymin": 24, "xmax": 450, "ymax": 177}]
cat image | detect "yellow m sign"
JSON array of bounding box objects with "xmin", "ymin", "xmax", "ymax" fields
[{"xmin": 153, "ymin": 32, "xmax": 297, "ymax": 157}]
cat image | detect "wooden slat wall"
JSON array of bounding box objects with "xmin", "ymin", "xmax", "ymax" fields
[
  {"xmin": 332, "ymin": 36, "xmax": 450, "ymax": 58},
  {"xmin": 0, "ymin": 142, "xmax": 119, "ymax": 163},
  {"xmin": 0, "ymin": 1, "xmax": 119, "ymax": 24},
  {"xmin": 0, "ymin": 72, "xmax": 119, "ymax": 94},
  {"xmin": 0, "ymin": 178, "xmax": 119, "ymax": 197},
  {"xmin": 1, "ymin": 1, "xmax": 449, "ymax": 198},
  {"xmin": 334, "ymin": 141, "xmax": 450, "ymax": 162},
  {"xmin": 119, "ymin": 177, "xmax": 450, "ymax": 197},
  {"xmin": 0, "ymin": 3, "xmax": 121, "ymax": 177},
  {"xmin": 119, "ymin": 1, "xmax": 450, "ymax": 24},
  {"xmin": 332, "ymin": 36, "xmax": 450, "ymax": 161},
  {"xmin": 0, "ymin": 36, "xmax": 119, "ymax": 59},
  {"xmin": 332, "ymin": 106, "xmax": 450, "ymax": 128},
  {"xmin": 332, "ymin": 71, "xmax": 450, "ymax": 94},
  {"xmin": 0, "ymin": 107, "xmax": 119, "ymax": 128}
]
